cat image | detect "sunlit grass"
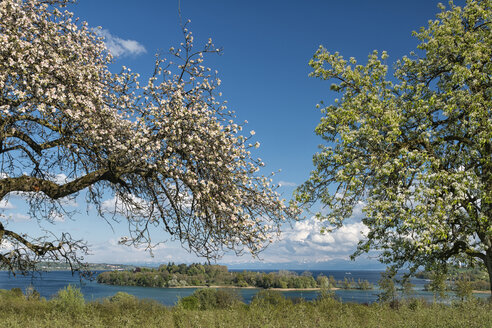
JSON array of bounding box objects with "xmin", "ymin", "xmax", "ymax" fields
[{"xmin": 0, "ymin": 287, "xmax": 490, "ymax": 327}]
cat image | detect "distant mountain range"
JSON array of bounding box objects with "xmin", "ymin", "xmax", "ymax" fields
[{"xmin": 31, "ymin": 262, "xmax": 136, "ymax": 271}]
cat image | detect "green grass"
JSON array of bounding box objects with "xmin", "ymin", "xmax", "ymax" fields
[{"xmin": 0, "ymin": 287, "xmax": 490, "ymax": 327}]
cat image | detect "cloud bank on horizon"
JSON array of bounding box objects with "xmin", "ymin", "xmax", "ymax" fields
[{"xmin": 83, "ymin": 211, "xmax": 370, "ymax": 268}]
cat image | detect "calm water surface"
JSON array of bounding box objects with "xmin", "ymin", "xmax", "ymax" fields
[{"xmin": 0, "ymin": 270, "xmax": 488, "ymax": 305}]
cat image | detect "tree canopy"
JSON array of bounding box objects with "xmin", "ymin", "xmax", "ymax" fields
[
  {"xmin": 296, "ymin": 0, "xmax": 492, "ymax": 292},
  {"xmin": 0, "ymin": 0, "xmax": 293, "ymax": 273}
]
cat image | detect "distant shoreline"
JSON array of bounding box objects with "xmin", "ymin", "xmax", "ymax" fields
[
  {"xmin": 168, "ymin": 285, "xmax": 491, "ymax": 294},
  {"xmin": 472, "ymin": 290, "xmax": 491, "ymax": 294},
  {"xmin": 168, "ymin": 285, "xmax": 343, "ymax": 291}
]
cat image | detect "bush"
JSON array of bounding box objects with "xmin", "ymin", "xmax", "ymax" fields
[
  {"xmin": 454, "ymin": 275, "xmax": 473, "ymax": 302},
  {"xmin": 51, "ymin": 284, "xmax": 85, "ymax": 311},
  {"xmin": 470, "ymin": 279, "xmax": 490, "ymax": 291},
  {"xmin": 0, "ymin": 288, "xmax": 25, "ymax": 301},
  {"xmin": 405, "ymin": 298, "xmax": 428, "ymax": 311},
  {"xmin": 178, "ymin": 288, "xmax": 242, "ymax": 310},
  {"xmin": 10, "ymin": 288, "xmax": 24, "ymax": 298},
  {"xmin": 109, "ymin": 291, "xmax": 137, "ymax": 304},
  {"xmin": 193, "ymin": 288, "xmax": 218, "ymax": 310},
  {"xmin": 250, "ymin": 289, "xmax": 291, "ymax": 307},
  {"xmin": 24, "ymin": 285, "xmax": 41, "ymax": 301},
  {"xmin": 215, "ymin": 289, "xmax": 242, "ymax": 308},
  {"xmin": 178, "ymin": 295, "xmax": 200, "ymax": 310},
  {"xmin": 316, "ymin": 287, "xmax": 337, "ymax": 302}
]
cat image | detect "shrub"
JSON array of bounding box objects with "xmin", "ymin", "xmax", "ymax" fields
[
  {"xmin": 178, "ymin": 295, "xmax": 200, "ymax": 310},
  {"xmin": 0, "ymin": 288, "xmax": 25, "ymax": 301},
  {"xmin": 406, "ymin": 298, "xmax": 428, "ymax": 311},
  {"xmin": 193, "ymin": 288, "xmax": 218, "ymax": 310},
  {"xmin": 215, "ymin": 289, "xmax": 242, "ymax": 308},
  {"xmin": 250, "ymin": 289, "xmax": 291, "ymax": 307},
  {"xmin": 109, "ymin": 292, "xmax": 137, "ymax": 304},
  {"xmin": 237, "ymin": 280, "xmax": 249, "ymax": 287},
  {"xmin": 10, "ymin": 288, "xmax": 24, "ymax": 298},
  {"xmin": 178, "ymin": 288, "xmax": 242, "ymax": 310},
  {"xmin": 24, "ymin": 285, "xmax": 41, "ymax": 301},
  {"xmin": 470, "ymin": 279, "xmax": 490, "ymax": 291},
  {"xmin": 51, "ymin": 284, "xmax": 85, "ymax": 312},
  {"xmin": 454, "ymin": 275, "xmax": 473, "ymax": 302},
  {"xmin": 378, "ymin": 268, "xmax": 398, "ymax": 304},
  {"xmin": 317, "ymin": 287, "xmax": 337, "ymax": 302}
]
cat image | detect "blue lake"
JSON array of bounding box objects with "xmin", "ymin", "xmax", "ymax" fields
[{"xmin": 0, "ymin": 270, "xmax": 488, "ymax": 305}]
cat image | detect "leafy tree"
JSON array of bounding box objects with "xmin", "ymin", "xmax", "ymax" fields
[
  {"xmin": 356, "ymin": 278, "xmax": 373, "ymax": 290},
  {"xmin": 179, "ymin": 288, "xmax": 241, "ymax": 310},
  {"xmin": 250, "ymin": 289, "xmax": 290, "ymax": 307},
  {"xmin": 109, "ymin": 291, "xmax": 137, "ymax": 304},
  {"xmin": 426, "ymin": 270, "xmax": 448, "ymax": 301},
  {"xmin": 341, "ymin": 277, "xmax": 353, "ymax": 289},
  {"xmin": 316, "ymin": 274, "xmax": 330, "ymax": 289},
  {"xmin": 52, "ymin": 284, "xmax": 85, "ymax": 311},
  {"xmin": 328, "ymin": 275, "xmax": 337, "ymax": 288},
  {"xmin": 0, "ymin": 0, "xmax": 294, "ymax": 274},
  {"xmin": 378, "ymin": 267, "xmax": 398, "ymax": 305},
  {"xmin": 400, "ymin": 276, "xmax": 415, "ymax": 299},
  {"xmin": 453, "ymin": 274, "xmax": 474, "ymax": 301},
  {"xmin": 296, "ymin": 0, "xmax": 492, "ymax": 293}
]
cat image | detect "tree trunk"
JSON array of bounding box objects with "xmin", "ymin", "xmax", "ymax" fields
[{"xmin": 486, "ymin": 249, "xmax": 492, "ymax": 298}]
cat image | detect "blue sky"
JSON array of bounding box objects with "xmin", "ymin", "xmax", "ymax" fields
[{"xmin": 2, "ymin": 0, "xmax": 465, "ymax": 269}]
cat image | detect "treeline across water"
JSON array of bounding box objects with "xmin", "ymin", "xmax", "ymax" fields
[
  {"xmin": 97, "ymin": 263, "xmax": 374, "ymax": 290},
  {"xmin": 416, "ymin": 267, "xmax": 490, "ymax": 291}
]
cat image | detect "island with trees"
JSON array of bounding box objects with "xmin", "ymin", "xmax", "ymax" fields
[
  {"xmin": 417, "ymin": 266, "xmax": 491, "ymax": 292},
  {"xmin": 97, "ymin": 263, "xmax": 374, "ymax": 290}
]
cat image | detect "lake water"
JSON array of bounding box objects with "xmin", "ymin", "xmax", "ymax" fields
[{"xmin": 0, "ymin": 270, "xmax": 488, "ymax": 305}]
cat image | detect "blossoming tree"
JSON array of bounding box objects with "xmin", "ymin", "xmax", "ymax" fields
[
  {"xmin": 0, "ymin": 0, "xmax": 293, "ymax": 273},
  {"xmin": 296, "ymin": 0, "xmax": 492, "ymax": 293}
]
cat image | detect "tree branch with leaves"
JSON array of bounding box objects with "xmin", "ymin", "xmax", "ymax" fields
[{"xmin": 296, "ymin": 0, "xmax": 492, "ymax": 294}]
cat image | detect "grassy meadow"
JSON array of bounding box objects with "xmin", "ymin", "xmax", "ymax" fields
[{"xmin": 0, "ymin": 286, "xmax": 490, "ymax": 328}]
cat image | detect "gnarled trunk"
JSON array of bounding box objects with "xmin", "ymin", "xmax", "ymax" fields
[{"xmin": 486, "ymin": 249, "xmax": 492, "ymax": 298}]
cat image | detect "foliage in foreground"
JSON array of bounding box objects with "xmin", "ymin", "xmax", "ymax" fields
[{"xmin": 0, "ymin": 287, "xmax": 491, "ymax": 328}]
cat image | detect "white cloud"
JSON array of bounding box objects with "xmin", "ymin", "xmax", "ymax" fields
[
  {"xmin": 102, "ymin": 194, "xmax": 149, "ymax": 216},
  {"xmin": 84, "ymin": 200, "xmax": 371, "ymax": 267},
  {"xmin": 5, "ymin": 212, "xmax": 30, "ymax": 222},
  {"xmin": 84, "ymin": 213, "xmax": 370, "ymax": 266},
  {"xmin": 96, "ymin": 29, "xmax": 147, "ymax": 57},
  {"xmin": 282, "ymin": 216, "xmax": 368, "ymax": 250},
  {"xmin": 278, "ymin": 181, "xmax": 297, "ymax": 187},
  {"xmin": 0, "ymin": 199, "xmax": 15, "ymax": 209},
  {"xmin": 49, "ymin": 212, "xmax": 65, "ymax": 222},
  {"xmin": 59, "ymin": 197, "xmax": 78, "ymax": 207},
  {"xmin": 52, "ymin": 175, "xmax": 78, "ymax": 207},
  {"xmin": 101, "ymin": 196, "xmax": 120, "ymax": 213},
  {"xmin": 0, "ymin": 239, "xmax": 15, "ymax": 251},
  {"xmin": 230, "ymin": 213, "xmax": 370, "ymax": 265},
  {"xmin": 350, "ymin": 201, "xmax": 366, "ymax": 220},
  {"xmin": 52, "ymin": 173, "xmax": 75, "ymax": 185}
]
